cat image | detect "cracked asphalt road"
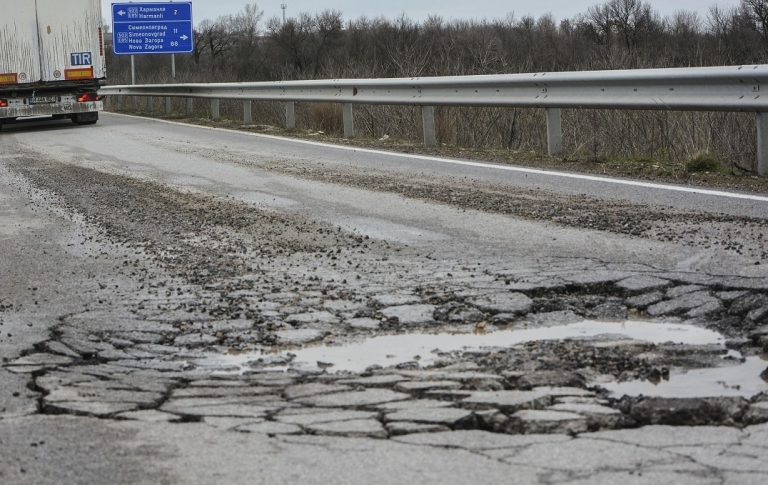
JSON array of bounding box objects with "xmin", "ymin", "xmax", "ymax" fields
[{"xmin": 1, "ymin": 114, "xmax": 767, "ymax": 484}]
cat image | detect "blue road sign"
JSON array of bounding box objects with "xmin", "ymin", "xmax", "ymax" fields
[{"xmin": 112, "ymin": 2, "xmax": 194, "ymax": 55}]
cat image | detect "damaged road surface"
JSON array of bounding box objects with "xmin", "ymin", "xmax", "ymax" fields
[{"xmin": 1, "ymin": 114, "xmax": 768, "ymax": 484}]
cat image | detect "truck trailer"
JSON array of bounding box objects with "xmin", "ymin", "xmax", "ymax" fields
[{"xmin": 0, "ymin": 0, "xmax": 106, "ymax": 129}]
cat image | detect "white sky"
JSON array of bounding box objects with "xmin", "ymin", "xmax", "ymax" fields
[{"xmin": 102, "ymin": 0, "xmax": 744, "ymax": 25}]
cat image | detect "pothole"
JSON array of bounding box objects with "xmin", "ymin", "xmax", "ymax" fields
[
  {"xmin": 597, "ymin": 355, "xmax": 768, "ymax": 399},
  {"xmin": 197, "ymin": 320, "xmax": 725, "ymax": 374}
]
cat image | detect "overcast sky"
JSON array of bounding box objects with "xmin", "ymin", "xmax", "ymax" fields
[{"xmin": 102, "ymin": 1, "xmax": 744, "ymax": 25}]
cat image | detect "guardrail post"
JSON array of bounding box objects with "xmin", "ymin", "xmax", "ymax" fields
[
  {"xmin": 546, "ymin": 108, "xmax": 563, "ymax": 156},
  {"xmin": 286, "ymin": 102, "xmax": 296, "ymax": 129},
  {"xmin": 421, "ymin": 106, "xmax": 437, "ymax": 147},
  {"xmin": 146, "ymin": 97, "xmax": 153, "ymax": 114},
  {"xmin": 244, "ymin": 100, "xmax": 252, "ymax": 124},
  {"xmin": 211, "ymin": 99, "xmax": 220, "ymax": 121},
  {"xmin": 758, "ymin": 113, "xmax": 768, "ymax": 176},
  {"xmin": 165, "ymin": 97, "xmax": 172, "ymax": 115},
  {"xmin": 343, "ymin": 103, "xmax": 354, "ymax": 138},
  {"xmin": 186, "ymin": 98, "xmax": 194, "ymax": 116},
  {"xmin": 116, "ymin": 96, "xmax": 122, "ymax": 111}
]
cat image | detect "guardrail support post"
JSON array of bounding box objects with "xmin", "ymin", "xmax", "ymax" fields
[
  {"xmin": 243, "ymin": 100, "xmax": 252, "ymax": 124},
  {"xmin": 286, "ymin": 102, "xmax": 296, "ymax": 129},
  {"xmin": 343, "ymin": 103, "xmax": 354, "ymax": 138},
  {"xmin": 211, "ymin": 99, "xmax": 220, "ymax": 121},
  {"xmin": 186, "ymin": 98, "xmax": 194, "ymax": 116},
  {"xmin": 116, "ymin": 96, "xmax": 122, "ymax": 111},
  {"xmin": 422, "ymin": 106, "xmax": 437, "ymax": 147},
  {"xmin": 165, "ymin": 97, "xmax": 172, "ymax": 115},
  {"xmin": 146, "ymin": 97, "xmax": 153, "ymax": 114},
  {"xmin": 758, "ymin": 113, "xmax": 768, "ymax": 176},
  {"xmin": 546, "ymin": 108, "xmax": 563, "ymax": 156}
]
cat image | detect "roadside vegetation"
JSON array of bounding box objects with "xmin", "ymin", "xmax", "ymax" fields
[{"xmin": 105, "ymin": 0, "xmax": 768, "ymax": 181}]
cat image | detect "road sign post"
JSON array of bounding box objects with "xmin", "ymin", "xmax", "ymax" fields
[{"xmin": 112, "ymin": 2, "xmax": 194, "ymax": 56}]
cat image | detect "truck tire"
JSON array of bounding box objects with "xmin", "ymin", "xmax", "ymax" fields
[{"xmin": 73, "ymin": 112, "xmax": 99, "ymax": 125}]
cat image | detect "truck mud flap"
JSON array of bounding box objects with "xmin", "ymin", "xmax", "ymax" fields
[{"xmin": 72, "ymin": 111, "xmax": 99, "ymax": 125}]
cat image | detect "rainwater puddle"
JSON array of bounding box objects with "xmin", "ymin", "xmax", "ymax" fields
[
  {"xmin": 599, "ymin": 356, "xmax": 768, "ymax": 399},
  {"xmin": 197, "ymin": 320, "xmax": 725, "ymax": 374}
]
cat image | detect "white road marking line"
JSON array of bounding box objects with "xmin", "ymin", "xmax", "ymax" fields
[{"xmin": 106, "ymin": 112, "xmax": 768, "ymax": 203}]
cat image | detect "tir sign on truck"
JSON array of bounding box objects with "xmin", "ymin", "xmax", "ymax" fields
[{"xmin": 0, "ymin": 0, "xmax": 106, "ymax": 129}]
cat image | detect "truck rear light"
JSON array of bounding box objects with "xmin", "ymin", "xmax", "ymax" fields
[
  {"xmin": 77, "ymin": 93, "xmax": 98, "ymax": 103},
  {"xmin": 98, "ymin": 28, "xmax": 104, "ymax": 56},
  {"xmin": 65, "ymin": 68, "xmax": 94, "ymax": 80},
  {"xmin": 0, "ymin": 73, "xmax": 18, "ymax": 85},
  {"xmin": 0, "ymin": 99, "xmax": 8, "ymax": 108}
]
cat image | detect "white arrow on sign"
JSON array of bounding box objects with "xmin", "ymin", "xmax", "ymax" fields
[
  {"xmin": 117, "ymin": 10, "xmax": 126, "ymax": 16},
  {"xmin": 180, "ymin": 35, "xmax": 189, "ymax": 40}
]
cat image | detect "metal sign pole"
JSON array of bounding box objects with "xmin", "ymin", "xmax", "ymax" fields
[
  {"xmin": 170, "ymin": 0, "xmax": 176, "ymax": 80},
  {"xmin": 168, "ymin": 54, "xmax": 176, "ymax": 114},
  {"xmin": 131, "ymin": 54, "xmax": 136, "ymax": 110}
]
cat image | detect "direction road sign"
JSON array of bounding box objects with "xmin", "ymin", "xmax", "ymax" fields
[{"xmin": 112, "ymin": 2, "xmax": 194, "ymax": 55}]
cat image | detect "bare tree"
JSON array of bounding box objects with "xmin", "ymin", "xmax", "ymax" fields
[
  {"xmin": 312, "ymin": 10, "xmax": 343, "ymax": 76},
  {"xmin": 586, "ymin": 3, "xmax": 613, "ymax": 46},
  {"xmin": 197, "ymin": 18, "xmax": 235, "ymax": 73},
  {"xmin": 231, "ymin": 3, "xmax": 265, "ymax": 79},
  {"xmin": 742, "ymin": 0, "xmax": 768, "ymax": 49}
]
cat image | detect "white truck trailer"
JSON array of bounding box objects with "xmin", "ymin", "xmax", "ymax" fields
[{"xmin": 0, "ymin": 0, "xmax": 106, "ymax": 129}]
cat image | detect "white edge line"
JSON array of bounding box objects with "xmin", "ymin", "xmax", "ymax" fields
[{"xmin": 105, "ymin": 112, "xmax": 768, "ymax": 204}]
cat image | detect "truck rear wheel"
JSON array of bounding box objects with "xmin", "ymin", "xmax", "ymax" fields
[{"xmin": 73, "ymin": 112, "xmax": 99, "ymax": 125}]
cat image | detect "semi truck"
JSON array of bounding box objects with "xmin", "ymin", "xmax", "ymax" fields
[{"xmin": 0, "ymin": 0, "xmax": 106, "ymax": 130}]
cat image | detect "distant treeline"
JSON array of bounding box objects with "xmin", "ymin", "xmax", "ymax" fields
[{"xmin": 105, "ymin": 0, "xmax": 768, "ymax": 171}]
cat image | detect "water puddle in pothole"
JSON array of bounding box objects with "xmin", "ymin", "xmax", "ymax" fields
[
  {"xmin": 197, "ymin": 319, "xmax": 725, "ymax": 374},
  {"xmin": 195, "ymin": 319, "xmax": 768, "ymax": 399},
  {"xmin": 598, "ymin": 356, "xmax": 768, "ymax": 399}
]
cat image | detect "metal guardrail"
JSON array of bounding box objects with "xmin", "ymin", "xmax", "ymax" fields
[{"xmin": 100, "ymin": 65, "xmax": 768, "ymax": 176}]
